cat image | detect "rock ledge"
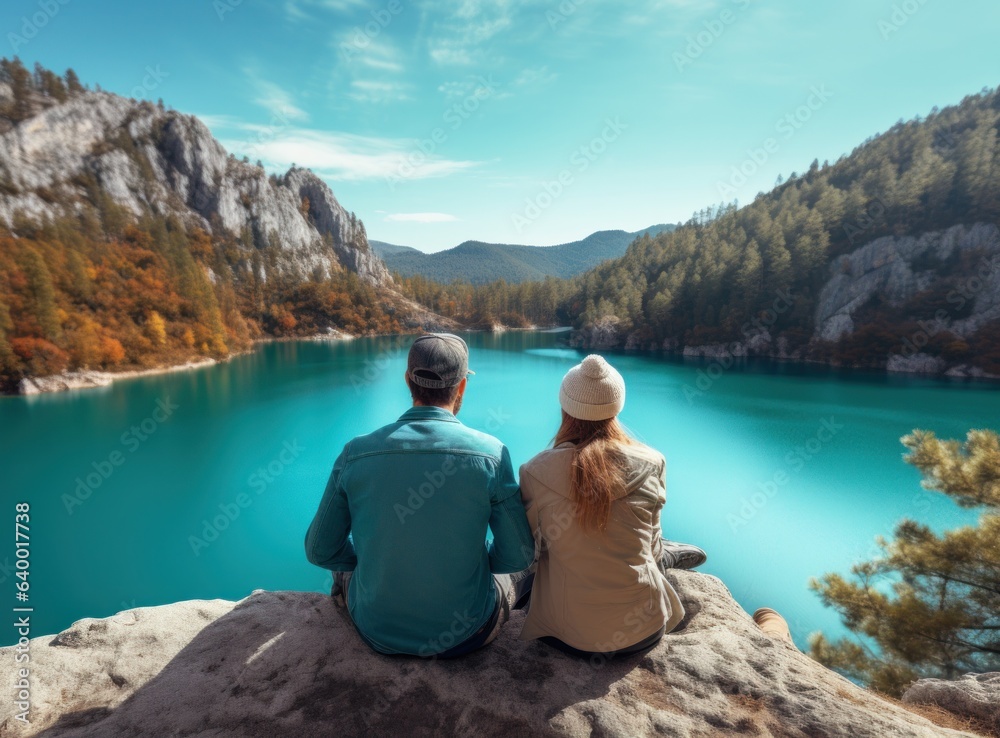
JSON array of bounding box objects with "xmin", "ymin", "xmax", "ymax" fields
[{"xmin": 0, "ymin": 572, "xmax": 978, "ymax": 738}]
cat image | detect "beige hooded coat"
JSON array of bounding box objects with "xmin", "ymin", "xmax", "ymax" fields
[{"xmin": 518, "ymin": 441, "xmax": 685, "ymax": 652}]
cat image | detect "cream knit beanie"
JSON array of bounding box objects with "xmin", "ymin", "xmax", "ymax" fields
[{"xmin": 559, "ymin": 355, "xmax": 626, "ymax": 421}]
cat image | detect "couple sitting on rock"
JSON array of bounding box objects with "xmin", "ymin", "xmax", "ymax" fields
[{"xmin": 305, "ymin": 333, "xmax": 707, "ymax": 659}]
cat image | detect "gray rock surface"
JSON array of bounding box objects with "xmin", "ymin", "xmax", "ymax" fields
[
  {"xmin": 0, "ymin": 572, "xmax": 974, "ymax": 738},
  {"xmin": 903, "ymin": 673, "xmax": 1000, "ymax": 734},
  {"xmin": 814, "ymin": 223, "xmax": 1000, "ymax": 343},
  {"xmin": 16, "ymin": 359, "xmax": 217, "ymax": 395},
  {"xmin": 682, "ymin": 343, "xmax": 749, "ymax": 360},
  {"xmin": 569, "ymin": 316, "xmax": 623, "ymax": 351},
  {"xmin": 887, "ymin": 353, "xmax": 948, "ymax": 375},
  {"xmin": 0, "ymin": 89, "xmax": 390, "ymax": 286}
]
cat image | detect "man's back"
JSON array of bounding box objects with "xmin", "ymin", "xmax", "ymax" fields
[{"xmin": 306, "ymin": 405, "xmax": 532, "ymax": 656}]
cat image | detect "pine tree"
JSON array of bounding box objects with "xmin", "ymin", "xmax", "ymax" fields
[
  {"xmin": 64, "ymin": 68, "xmax": 84, "ymax": 94},
  {"xmin": 0, "ymin": 297, "xmax": 17, "ymax": 375},
  {"xmin": 7, "ymin": 57, "xmax": 33, "ymax": 121},
  {"xmin": 810, "ymin": 429, "xmax": 1000, "ymax": 696},
  {"xmin": 21, "ymin": 247, "xmax": 60, "ymax": 341}
]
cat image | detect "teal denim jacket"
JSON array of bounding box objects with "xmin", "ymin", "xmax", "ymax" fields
[{"xmin": 305, "ymin": 405, "xmax": 534, "ymax": 655}]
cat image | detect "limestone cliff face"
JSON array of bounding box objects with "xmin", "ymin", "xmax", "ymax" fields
[
  {"xmin": 813, "ymin": 223, "xmax": 1000, "ymax": 343},
  {"xmin": 0, "ymin": 84, "xmax": 391, "ymax": 286},
  {"xmin": 0, "ymin": 572, "xmax": 979, "ymax": 738}
]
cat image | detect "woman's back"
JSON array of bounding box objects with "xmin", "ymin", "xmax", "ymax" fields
[{"xmin": 518, "ymin": 440, "xmax": 685, "ymax": 653}]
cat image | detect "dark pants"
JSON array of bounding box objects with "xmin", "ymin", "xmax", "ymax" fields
[
  {"xmin": 539, "ymin": 628, "xmax": 665, "ymax": 659},
  {"xmin": 333, "ymin": 570, "xmax": 534, "ymax": 659}
]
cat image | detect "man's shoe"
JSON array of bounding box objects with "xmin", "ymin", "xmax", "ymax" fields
[{"xmin": 661, "ymin": 541, "xmax": 707, "ymax": 570}]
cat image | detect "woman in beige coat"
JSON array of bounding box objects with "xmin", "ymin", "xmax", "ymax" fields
[{"xmin": 516, "ymin": 354, "xmax": 706, "ymax": 658}]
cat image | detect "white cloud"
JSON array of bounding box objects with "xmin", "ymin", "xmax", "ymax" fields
[
  {"xmin": 512, "ymin": 65, "xmax": 557, "ymax": 88},
  {"xmin": 194, "ymin": 113, "xmax": 245, "ymax": 131},
  {"xmin": 436, "ymin": 75, "xmax": 498, "ymax": 100},
  {"xmin": 360, "ymin": 56, "xmax": 405, "ymax": 72},
  {"xmin": 424, "ymin": 0, "xmax": 518, "ymax": 65},
  {"xmin": 219, "ymin": 126, "xmax": 482, "ymax": 182},
  {"xmin": 336, "ymin": 35, "xmax": 405, "ymax": 72},
  {"xmin": 244, "ymin": 70, "xmax": 310, "ymax": 121},
  {"xmin": 429, "ymin": 45, "xmax": 474, "ymax": 66},
  {"xmin": 385, "ymin": 213, "xmax": 459, "ymax": 223},
  {"xmin": 348, "ymin": 79, "xmax": 411, "ymax": 103}
]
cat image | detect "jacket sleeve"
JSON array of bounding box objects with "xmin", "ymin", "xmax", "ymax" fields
[
  {"xmin": 486, "ymin": 446, "xmax": 535, "ymax": 573},
  {"xmin": 651, "ymin": 454, "xmax": 667, "ymax": 562},
  {"xmin": 304, "ymin": 444, "xmax": 357, "ymax": 571}
]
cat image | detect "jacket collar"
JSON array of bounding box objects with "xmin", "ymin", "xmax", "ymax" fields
[{"xmin": 399, "ymin": 405, "xmax": 462, "ymax": 424}]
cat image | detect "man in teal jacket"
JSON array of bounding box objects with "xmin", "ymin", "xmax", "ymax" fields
[{"xmin": 305, "ymin": 333, "xmax": 534, "ymax": 657}]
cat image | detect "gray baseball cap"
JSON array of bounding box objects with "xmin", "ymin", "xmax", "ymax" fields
[{"xmin": 407, "ymin": 333, "xmax": 475, "ymax": 389}]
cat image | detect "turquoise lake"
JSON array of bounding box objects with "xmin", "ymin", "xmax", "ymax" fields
[{"xmin": 1, "ymin": 330, "xmax": 995, "ymax": 648}]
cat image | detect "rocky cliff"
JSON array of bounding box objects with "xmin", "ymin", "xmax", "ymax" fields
[
  {"xmin": 0, "ymin": 571, "xmax": 985, "ymax": 738},
  {"xmin": 572, "ymin": 223, "xmax": 1000, "ymax": 379},
  {"xmin": 813, "ymin": 223, "xmax": 1000, "ymax": 346},
  {"xmin": 0, "ymin": 82, "xmax": 390, "ymax": 286}
]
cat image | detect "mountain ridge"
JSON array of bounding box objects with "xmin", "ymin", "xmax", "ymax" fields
[{"xmin": 372, "ymin": 224, "xmax": 677, "ymax": 284}]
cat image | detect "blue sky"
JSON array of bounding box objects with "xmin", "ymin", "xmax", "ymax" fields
[{"xmin": 3, "ymin": 0, "xmax": 998, "ymax": 252}]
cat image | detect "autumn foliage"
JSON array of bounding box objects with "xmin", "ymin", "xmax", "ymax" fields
[{"xmin": 0, "ymin": 207, "xmax": 404, "ymax": 390}]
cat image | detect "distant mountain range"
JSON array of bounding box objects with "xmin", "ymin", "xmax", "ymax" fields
[{"xmin": 371, "ymin": 225, "xmax": 678, "ymax": 284}]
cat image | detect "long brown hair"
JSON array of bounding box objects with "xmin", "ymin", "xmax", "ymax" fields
[{"xmin": 554, "ymin": 411, "xmax": 633, "ymax": 532}]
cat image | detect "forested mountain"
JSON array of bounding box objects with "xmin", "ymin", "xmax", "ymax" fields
[
  {"xmin": 0, "ymin": 59, "xmax": 426, "ymax": 391},
  {"xmin": 372, "ymin": 225, "xmax": 677, "ymax": 284},
  {"xmin": 403, "ymin": 87, "xmax": 1000, "ymax": 377},
  {"xmin": 369, "ymin": 240, "xmax": 420, "ymax": 258}
]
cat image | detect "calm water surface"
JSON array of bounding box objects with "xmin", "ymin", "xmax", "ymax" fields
[{"xmin": 1, "ymin": 331, "xmax": 995, "ymax": 647}]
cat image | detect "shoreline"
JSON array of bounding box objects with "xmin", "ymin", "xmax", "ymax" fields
[
  {"xmin": 2, "ymin": 324, "xmax": 536, "ymax": 397},
  {"xmin": 14, "ymin": 358, "xmax": 221, "ymax": 397},
  {"xmin": 6, "ymin": 326, "xmax": 996, "ymax": 397},
  {"xmin": 6, "ymin": 330, "xmax": 362, "ymax": 397}
]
